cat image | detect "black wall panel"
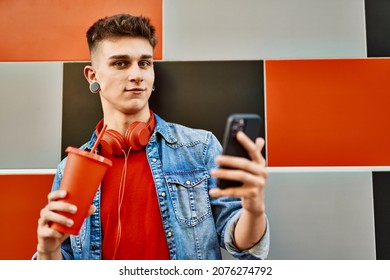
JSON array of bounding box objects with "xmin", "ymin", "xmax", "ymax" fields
[
  {"xmin": 62, "ymin": 61, "xmax": 265, "ymax": 159},
  {"xmin": 365, "ymin": 0, "xmax": 390, "ymax": 57},
  {"xmin": 151, "ymin": 61, "xmax": 265, "ymax": 144},
  {"xmin": 372, "ymin": 171, "xmax": 390, "ymax": 259},
  {"xmin": 62, "ymin": 62, "xmax": 102, "ymax": 159}
]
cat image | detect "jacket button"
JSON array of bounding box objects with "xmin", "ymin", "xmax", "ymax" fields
[
  {"xmin": 167, "ymin": 231, "xmax": 172, "ymax": 237},
  {"xmin": 91, "ymin": 245, "xmax": 97, "ymax": 250},
  {"xmin": 161, "ymin": 192, "xmax": 166, "ymax": 198}
]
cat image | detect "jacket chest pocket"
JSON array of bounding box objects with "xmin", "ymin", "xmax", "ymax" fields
[{"xmin": 165, "ymin": 170, "xmax": 212, "ymax": 227}]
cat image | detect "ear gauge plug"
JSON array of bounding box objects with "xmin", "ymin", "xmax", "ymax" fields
[{"xmin": 89, "ymin": 82, "xmax": 101, "ymax": 94}]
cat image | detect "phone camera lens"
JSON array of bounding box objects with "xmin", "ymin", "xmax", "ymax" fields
[{"xmin": 231, "ymin": 119, "xmax": 246, "ymax": 136}]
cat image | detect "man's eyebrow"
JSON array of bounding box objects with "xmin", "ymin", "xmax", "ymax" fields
[
  {"xmin": 140, "ymin": 54, "xmax": 153, "ymax": 59},
  {"xmin": 108, "ymin": 54, "xmax": 153, "ymax": 60}
]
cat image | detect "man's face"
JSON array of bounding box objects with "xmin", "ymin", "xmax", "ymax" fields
[{"xmin": 91, "ymin": 36, "xmax": 155, "ymax": 116}]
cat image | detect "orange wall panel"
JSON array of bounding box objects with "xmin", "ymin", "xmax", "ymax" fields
[
  {"xmin": 265, "ymin": 58, "xmax": 390, "ymax": 166},
  {"xmin": 0, "ymin": 174, "xmax": 54, "ymax": 259},
  {"xmin": 0, "ymin": 0, "xmax": 162, "ymax": 61}
]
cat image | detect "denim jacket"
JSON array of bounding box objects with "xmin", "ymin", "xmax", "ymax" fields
[{"xmin": 51, "ymin": 113, "xmax": 269, "ymax": 260}]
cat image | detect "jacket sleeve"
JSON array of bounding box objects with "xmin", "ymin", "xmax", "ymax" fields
[{"xmin": 205, "ymin": 132, "xmax": 270, "ymax": 260}]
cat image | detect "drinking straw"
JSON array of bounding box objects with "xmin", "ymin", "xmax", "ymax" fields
[{"xmin": 90, "ymin": 124, "xmax": 107, "ymax": 154}]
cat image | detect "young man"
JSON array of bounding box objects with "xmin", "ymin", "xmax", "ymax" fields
[{"xmin": 36, "ymin": 14, "xmax": 269, "ymax": 260}]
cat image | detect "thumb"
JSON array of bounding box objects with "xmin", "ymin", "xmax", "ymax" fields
[{"xmin": 87, "ymin": 205, "xmax": 97, "ymax": 217}]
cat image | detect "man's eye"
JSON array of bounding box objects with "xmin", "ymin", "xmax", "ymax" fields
[
  {"xmin": 139, "ymin": 61, "xmax": 152, "ymax": 68},
  {"xmin": 114, "ymin": 61, "xmax": 128, "ymax": 67}
]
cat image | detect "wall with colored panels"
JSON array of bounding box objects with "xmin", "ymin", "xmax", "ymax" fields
[
  {"xmin": 0, "ymin": 0, "xmax": 162, "ymax": 61},
  {"xmin": 1, "ymin": 0, "xmax": 390, "ymax": 260}
]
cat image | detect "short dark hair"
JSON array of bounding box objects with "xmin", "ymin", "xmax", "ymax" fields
[{"xmin": 86, "ymin": 14, "xmax": 158, "ymax": 53}]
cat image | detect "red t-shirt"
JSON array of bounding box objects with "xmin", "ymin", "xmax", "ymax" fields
[{"xmin": 101, "ymin": 148, "xmax": 170, "ymax": 260}]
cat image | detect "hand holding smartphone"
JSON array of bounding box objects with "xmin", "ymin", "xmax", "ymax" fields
[{"xmin": 217, "ymin": 114, "xmax": 263, "ymax": 189}]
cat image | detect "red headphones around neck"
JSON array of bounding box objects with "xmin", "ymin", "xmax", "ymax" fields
[{"xmin": 95, "ymin": 112, "xmax": 155, "ymax": 156}]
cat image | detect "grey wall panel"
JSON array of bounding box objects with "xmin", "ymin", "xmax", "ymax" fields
[
  {"xmin": 0, "ymin": 63, "xmax": 62, "ymax": 169},
  {"xmin": 265, "ymin": 170, "xmax": 375, "ymax": 259},
  {"xmin": 163, "ymin": 0, "xmax": 366, "ymax": 60}
]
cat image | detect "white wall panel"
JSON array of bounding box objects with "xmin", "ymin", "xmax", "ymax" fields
[
  {"xmin": 163, "ymin": 0, "xmax": 366, "ymax": 60},
  {"xmin": 265, "ymin": 170, "xmax": 376, "ymax": 259},
  {"xmin": 0, "ymin": 63, "xmax": 62, "ymax": 169}
]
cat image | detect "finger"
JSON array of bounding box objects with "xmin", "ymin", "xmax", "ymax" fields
[
  {"xmin": 47, "ymin": 201, "xmax": 77, "ymax": 214},
  {"xmin": 211, "ymin": 168, "xmax": 267, "ymax": 188},
  {"xmin": 87, "ymin": 205, "xmax": 97, "ymax": 217},
  {"xmin": 38, "ymin": 201, "xmax": 77, "ymax": 227},
  {"xmin": 235, "ymin": 131, "xmax": 264, "ymax": 163},
  {"xmin": 212, "ymin": 158, "xmax": 268, "ymax": 178},
  {"xmin": 215, "ymin": 156, "xmax": 263, "ymax": 175},
  {"xmin": 39, "ymin": 208, "xmax": 74, "ymax": 228},
  {"xmin": 211, "ymin": 167, "xmax": 251, "ymax": 183},
  {"xmin": 255, "ymin": 137, "xmax": 266, "ymax": 166},
  {"xmin": 47, "ymin": 190, "xmax": 67, "ymax": 202},
  {"xmin": 38, "ymin": 224, "xmax": 67, "ymax": 239},
  {"xmin": 210, "ymin": 185, "xmax": 261, "ymax": 199}
]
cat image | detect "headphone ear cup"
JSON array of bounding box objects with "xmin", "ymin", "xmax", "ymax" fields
[
  {"xmin": 100, "ymin": 130, "xmax": 127, "ymax": 156},
  {"xmin": 125, "ymin": 122, "xmax": 150, "ymax": 151}
]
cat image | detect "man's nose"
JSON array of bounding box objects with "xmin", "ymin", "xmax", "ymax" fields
[{"xmin": 128, "ymin": 64, "xmax": 143, "ymax": 83}]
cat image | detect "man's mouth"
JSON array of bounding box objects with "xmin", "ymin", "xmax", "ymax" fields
[{"xmin": 125, "ymin": 87, "xmax": 146, "ymax": 93}]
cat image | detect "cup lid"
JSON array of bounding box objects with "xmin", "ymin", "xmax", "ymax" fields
[{"xmin": 65, "ymin": 146, "xmax": 112, "ymax": 166}]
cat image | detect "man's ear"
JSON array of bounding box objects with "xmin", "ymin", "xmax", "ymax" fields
[{"xmin": 84, "ymin": 65, "xmax": 97, "ymax": 83}]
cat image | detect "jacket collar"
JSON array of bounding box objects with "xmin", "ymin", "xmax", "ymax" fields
[{"xmin": 153, "ymin": 113, "xmax": 178, "ymax": 144}]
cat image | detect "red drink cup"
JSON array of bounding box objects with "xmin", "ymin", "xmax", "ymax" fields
[{"xmin": 51, "ymin": 146, "xmax": 112, "ymax": 235}]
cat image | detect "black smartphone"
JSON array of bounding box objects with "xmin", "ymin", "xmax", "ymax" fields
[{"xmin": 217, "ymin": 114, "xmax": 262, "ymax": 189}]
